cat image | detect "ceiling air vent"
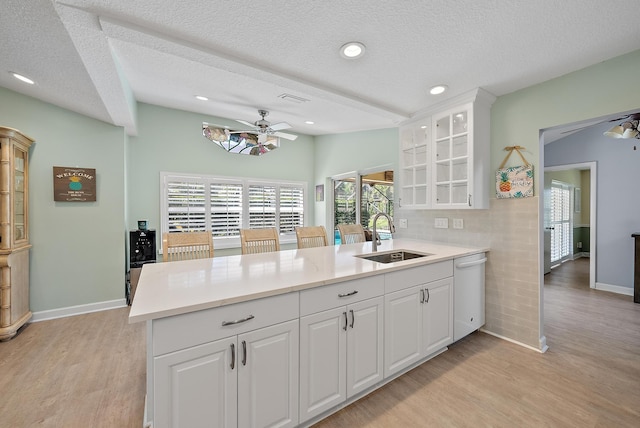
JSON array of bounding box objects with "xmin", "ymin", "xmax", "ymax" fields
[{"xmin": 278, "ymin": 93, "xmax": 310, "ymax": 104}]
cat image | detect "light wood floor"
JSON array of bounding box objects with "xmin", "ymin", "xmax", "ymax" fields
[{"xmin": 1, "ymin": 258, "xmax": 638, "ymax": 427}]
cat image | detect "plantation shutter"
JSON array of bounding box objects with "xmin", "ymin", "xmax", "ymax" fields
[
  {"xmin": 167, "ymin": 180, "xmax": 206, "ymax": 232},
  {"xmin": 550, "ymin": 180, "xmax": 572, "ymax": 264},
  {"xmin": 279, "ymin": 185, "xmax": 304, "ymax": 233},
  {"xmin": 210, "ymin": 182, "xmax": 243, "ymax": 237},
  {"xmin": 248, "ymin": 185, "xmax": 277, "ymax": 229}
]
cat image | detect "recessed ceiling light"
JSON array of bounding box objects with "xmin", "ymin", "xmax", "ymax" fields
[
  {"xmin": 11, "ymin": 72, "xmax": 35, "ymax": 85},
  {"xmin": 340, "ymin": 42, "xmax": 366, "ymax": 59},
  {"xmin": 429, "ymin": 85, "xmax": 448, "ymax": 95},
  {"xmin": 195, "ymin": 95, "xmax": 209, "ymax": 101},
  {"xmin": 305, "ymin": 121, "xmax": 315, "ymax": 125}
]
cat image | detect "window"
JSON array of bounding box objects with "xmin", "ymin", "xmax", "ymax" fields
[
  {"xmin": 161, "ymin": 172, "xmax": 305, "ymax": 248},
  {"xmin": 550, "ymin": 180, "xmax": 573, "ymax": 265}
]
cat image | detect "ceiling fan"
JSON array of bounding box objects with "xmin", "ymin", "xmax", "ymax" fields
[{"xmin": 235, "ymin": 109, "xmax": 298, "ymax": 141}]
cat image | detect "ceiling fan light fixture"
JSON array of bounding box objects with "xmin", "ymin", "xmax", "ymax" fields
[
  {"xmin": 340, "ymin": 42, "xmax": 366, "ymax": 59},
  {"xmin": 11, "ymin": 72, "xmax": 35, "ymax": 85},
  {"xmin": 429, "ymin": 85, "xmax": 448, "ymax": 95},
  {"xmin": 604, "ymin": 115, "xmax": 640, "ymax": 139}
]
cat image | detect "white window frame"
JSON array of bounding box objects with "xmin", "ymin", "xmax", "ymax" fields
[{"xmin": 160, "ymin": 172, "xmax": 306, "ymax": 249}]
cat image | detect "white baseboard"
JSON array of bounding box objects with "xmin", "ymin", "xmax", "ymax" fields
[
  {"xmin": 480, "ymin": 328, "xmax": 548, "ymax": 353},
  {"xmin": 572, "ymin": 252, "xmax": 590, "ymax": 259},
  {"xmin": 594, "ymin": 282, "xmax": 634, "ymax": 296},
  {"xmin": 31, "ymin": 299, "xmax": 128, "ymax": 322}
]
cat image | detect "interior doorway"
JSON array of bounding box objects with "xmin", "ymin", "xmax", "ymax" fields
[{"xmin": 543, "ymin": 162, "xmax": 596, "ymax": 288}]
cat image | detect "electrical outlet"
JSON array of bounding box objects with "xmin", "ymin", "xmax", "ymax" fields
[
  {"xmin": 453, "ymin": 218, "xmax": 464, "ymax": 229},
  {"xmin": 434, "ymin": 218, "xmax": 448, "ymax": 229},
  {"xmin": 398, "ymin": 218, "xmax": 408, "ymax": 229}
]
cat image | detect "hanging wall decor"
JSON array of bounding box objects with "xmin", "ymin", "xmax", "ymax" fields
[
  {"xmin": 53, "ymin": 166, "xmax": 96, "ymax": 201},
  {"xmin": 496, "ymin": 146, "xmax": 533, "ymax": 199}
]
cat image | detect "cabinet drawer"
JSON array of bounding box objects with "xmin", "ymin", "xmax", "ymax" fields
[
  {"xmin": 300, "ymin": 275, "xmax": 384, "ymax": 316},
  {"xmin": 152, "ymin": 292, "xmax": 299, "ymax": 356},
  {"xmin": 385, "ymin": 260, "xmax": 453, "ymax": 294}
]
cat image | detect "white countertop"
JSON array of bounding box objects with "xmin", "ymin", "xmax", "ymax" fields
[{"xmin": 128, "ymin": 238, "xmax": 487, "ymax": 323}]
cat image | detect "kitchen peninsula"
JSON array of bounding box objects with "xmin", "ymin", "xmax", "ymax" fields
[{"xmin": 130, "ymin": 238, "xmax": 487, "ymax": 428}]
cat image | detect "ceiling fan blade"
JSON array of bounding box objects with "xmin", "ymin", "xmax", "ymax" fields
[
  {"xmin": 235, "ymin": 119, "xmax": 255, "ymax": 128},
  {"xmin": 269, "ymin": 122, "xmax": 291, "ymax": 131},
  {"xmin": 274, "ymin": 131, "xmax": 298, "ymax": 141}
]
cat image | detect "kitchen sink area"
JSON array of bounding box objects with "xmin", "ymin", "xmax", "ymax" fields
[{"xmin": 355, "ymin": 250, "xmax": 433, "ymax": 264}]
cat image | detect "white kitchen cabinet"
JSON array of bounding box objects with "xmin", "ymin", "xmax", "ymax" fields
[
  {"xmin": 384, "ymin": 261, "xmax": 453, "ymax": 377},
  {"xmin": 384, "ymin": 285, "xmax": 423, "ymax": 377},
  {"xmin": 399, "ymin": 117, "xmax": 432, "ymax": 207},
  {"xmin": 154, "ymin": 336, "xmax": 237, "ymax": 427},
  {"xmin": 422, "ymin": 277, "xmax": 454, "ymax": 355},
  {"xmin": 299, "ymin": 277, "xmax": 384, "ymax": 423},
  {"xmin": 398, "ymin": 88, "xmax": 495, "ymax": 209},
  {"xmin": 154, "ymin": 320, "xmax": 298, "ymax": 428},
  {"xmin": 454, "ymin": 253, "xmax": 487, "ymax": 341}
]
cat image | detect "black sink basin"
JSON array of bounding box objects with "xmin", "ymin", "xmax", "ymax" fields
[{"xmin": 355, "ymin": 250, "xmax": 432, "ymax": 264}]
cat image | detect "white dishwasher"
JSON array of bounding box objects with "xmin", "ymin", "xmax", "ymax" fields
[{"xmin": 453, "ymin": 253, "xmax": 487, "ymax": 341}]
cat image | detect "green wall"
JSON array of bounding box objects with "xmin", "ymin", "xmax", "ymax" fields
[
  {"xmin": 490, "ymin": 49, "xmax": 640, "ymax": 194},
  {"xmin": 0, "ymin": 87, "xmax": 126, "ymax": 312},
  {"xmin": 127, "ymin": 103, "xmax": 316, "ymax": 248},
  {"xmin": 314, "ymin": 128, "xmax": 399, "ymax": 228}
]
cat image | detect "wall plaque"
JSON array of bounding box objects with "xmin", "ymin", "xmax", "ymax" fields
[{"xmin": 53, "ymin": 166, "xmax": 96, "ymax": 201}]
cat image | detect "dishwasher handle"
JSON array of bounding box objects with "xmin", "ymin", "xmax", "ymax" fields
[{"xmin": 456, "ymin": 257, "xmax": 487, "ymax": 269}]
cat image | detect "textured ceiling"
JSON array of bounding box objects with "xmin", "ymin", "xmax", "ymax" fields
[{"xmin": 1, "ymin": 0, "xmax": 639, "ymax": 137}]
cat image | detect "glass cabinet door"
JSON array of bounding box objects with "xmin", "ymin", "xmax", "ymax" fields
[
  {"xmin": 400, "ymin": 120, "xmax": 430, "ymax": 208},
  {"xmin": 13, "ymin": 146, "xmax": 27, "ymax": 244},
  {"xmin": 433, "ymin": 104, "xmax": 471, "ymax": 207}
]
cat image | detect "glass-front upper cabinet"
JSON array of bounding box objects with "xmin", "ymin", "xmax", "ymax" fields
[
  {"xmin": 13, "ymin": 145, "xmax": 28, "ymax": 245},
  {"xmin": 433, "ymin": 103, "xmax": 472, "ymax": 207},
  {"xmin": 399, "ymin": 117, "xmax": 431, "ymax": 208},
  {"xmin": 398, "ymin": 88, "xmax": 495, "ymax": 210},
  {"xmin": 0, "ymin": 127, "xmax": 34, "ymax": 250}
]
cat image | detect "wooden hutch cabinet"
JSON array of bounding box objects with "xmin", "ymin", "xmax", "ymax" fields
[{"xmin": 0, "ymin": 127, "xmax": 34, "ymax": 341}]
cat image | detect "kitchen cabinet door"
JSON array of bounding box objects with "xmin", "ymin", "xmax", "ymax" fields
[
  {"xmin": 238, "ymin": 320, "xmax": 299, "ymax": 428},
  {"xmin": 384, "ymin": 285, "xmax": 422, "ymax": 377},
  {"xmin": 346, "ymin": 296, "xmax": 384, "ymax": 398},
  {"xmin": 299, "ymin": 307, "xmax": 347, "ymax": 422},
  {"xmin": 422, "ymin": 277, "xmax": 454, "ymax": 356},
  {"xmin": 154, "ymin": 336, "xmax": 237, "ymax": 428}
]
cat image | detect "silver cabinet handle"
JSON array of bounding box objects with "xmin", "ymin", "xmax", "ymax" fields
[
  {"xmin": 338, "ymin": 290, "xmax": 358, "ymax": 298},
  {"xmin": 349, "ymin": 309, "xmax": 355, "ymax": 328},
  {"xmin": 230, "ymin": 343, "xmax": 235, "ymax": 370},
  {"xmin": 343, "ymin": 311, "xmax": 348, "ymax": 331},
  {"xmin": 420, "ymin": 289, "xmax": 425, "ymax": 304},
  {"xmin": 242, "ymin": 340, "xmax": 247, "ymax": 366},
  {"xmin": 456, "ymin": 258, "xmax": 487, "ymax": 269},
  {"xmin": 425, "ymin": 288, "xmax": 430, "ymax": 303},
  {"xmin": 468, "ymin": 194, "xmax": 472, "ymax": 206},
  {"xmin": 222, "ymin": 314, "xmax": 255, "ymax": 326}
]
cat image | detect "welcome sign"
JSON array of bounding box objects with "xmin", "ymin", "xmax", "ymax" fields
[{"xmin": 53, "ymin": 166, "xmax": 96, "ymax": 201}]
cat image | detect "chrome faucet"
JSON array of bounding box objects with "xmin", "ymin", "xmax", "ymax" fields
[{"xmin": 371, "ymin": 212, "xmax": 395, "ymax": 252}]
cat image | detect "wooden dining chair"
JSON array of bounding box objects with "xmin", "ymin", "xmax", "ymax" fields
[
  {"xmin": 240, "ymin": 227, "xmax": 280, "ymax": 255},
  {"xmin": 162, "ymin": 231, "xmax": 214, "ymax": 262},
  {"xmin": 337, "ymin": 223, "xmax": 366, "ymax": 244},
  {"xmin": 295, "ymin": 225, "xmax": 329, "ymax": 249}
]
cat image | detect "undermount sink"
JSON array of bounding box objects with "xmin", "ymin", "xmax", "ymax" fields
[{"xmin": 355, "ymin": 250, "xmax": 432, "ymax": 264}]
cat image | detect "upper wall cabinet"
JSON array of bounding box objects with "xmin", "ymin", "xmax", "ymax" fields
[{"xmin": 399, "ymin": 88, "xmax": 495, "ymax": 210}]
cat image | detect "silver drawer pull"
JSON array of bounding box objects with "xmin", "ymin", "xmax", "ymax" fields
[
  {"xmin": 338, "ymin": 290, "xmax": 358, "ymax": 298},
  {"xmin": 222, "ymin": 315, "xmax": 255, "ymax": 326}
]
